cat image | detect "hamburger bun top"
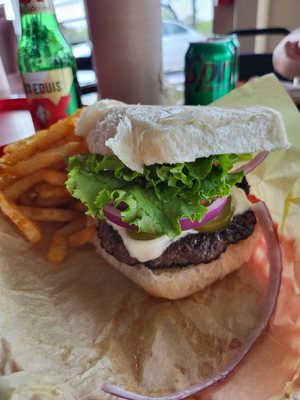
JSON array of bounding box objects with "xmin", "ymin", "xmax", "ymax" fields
[{"xmin": 76, "ymin": 101, "xmax": 289, "ymax": 173}]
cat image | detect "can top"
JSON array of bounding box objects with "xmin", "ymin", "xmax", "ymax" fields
[{"xmin": 190, "ymin": 34, "xmax": 235, "ymax": 46}]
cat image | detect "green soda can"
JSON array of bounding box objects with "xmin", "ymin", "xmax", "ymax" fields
[
  {"xmin": 18, "ymin": 0, "xmax": 81, "ymax": 130},
  {"xmin": 185, "ymin": 35, "xmax": 238, "ymax": 105},
  {"xmin": 230, "ymin": 34, "xmax": 240, "ymax": 89}
]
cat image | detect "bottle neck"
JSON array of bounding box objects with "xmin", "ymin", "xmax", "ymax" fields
[
  {"xmin": 19, "ymin": 0, "xmax": 55, "ymax": 17},
  {"xmin": 19, "ymin": 0, "xmax": 60, "ymax": 35}
]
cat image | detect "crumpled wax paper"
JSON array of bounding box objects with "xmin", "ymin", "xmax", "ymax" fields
[{"xmin": 0, "ymin": 74, "xmax": 300, "ymax": 400}]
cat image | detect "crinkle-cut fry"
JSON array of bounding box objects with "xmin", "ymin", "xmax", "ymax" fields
[
  {"xmin": 33, "ymin": 196, "xmax": 73, "ymax": 208},
  {"xmin": 46, "ymin": 216, "xmax": 86, "ymax": 263},
  {"xmin": 68, "ymin": 224, "xmax": 96, "ymax": 247},
  {"xmin": 40, "ymin": 170, "xmax": 68, "ymax": 186},
  {"xmin": 18, "ymin": 206, "xmax": 80, "ymax": 222},
  {"xmin": 0, "ymin": 142, "xmax": 86, "ymax": 177},
  {"xmin": 34, "ymin": 182, "xmax": 69, "ymax": 199},
  {"xmin": 0, "ymin": 190, "xmax": 42, "ymax": 243},
  {"xmin": 3, "ymin": 171, "xmax": 44, "ymax": 201},
  {"xmin": 2, "ymin": 113, "xmax": 84, "ymax": 165}
]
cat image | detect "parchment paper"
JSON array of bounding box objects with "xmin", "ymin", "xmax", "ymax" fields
[{"xmin": 0, "ymin": 75, "xmax": 300, "ymax": 400}]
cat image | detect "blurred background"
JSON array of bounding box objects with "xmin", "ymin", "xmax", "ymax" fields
[{"xmin": 1, "ymin": 0, "xmax": 300, "ymax": 104}]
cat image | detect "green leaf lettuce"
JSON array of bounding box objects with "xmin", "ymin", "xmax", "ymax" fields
[{"xmin": 66, "ymin": 154, "xmax": 247, "ymax": 238}]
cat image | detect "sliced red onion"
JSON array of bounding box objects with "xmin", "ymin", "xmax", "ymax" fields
[
  {"xmin": 232, "ymin": 151, "xmax": 269, "ymax": 175},
  {"xmin": 102, "ymin": 201, "xmax": 282, "ymax": 400},
  {"xmin": 180, "ymin": 197, "xmax": 228, "ymax": 231},
  {"xmin": 103, "ymin": 204, "xmax": 136, "ymax": 230},
  {"xmin": 104, "ymin": 197, "xmax": 228, "ymax": 233}
]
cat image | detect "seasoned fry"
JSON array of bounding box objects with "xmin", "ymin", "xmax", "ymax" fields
[
  {"xmin": 0, "ymin": 141, "xmax": 86, "ymax": 177},
  {"xmin": 3, "ymin": 129, "xmax": 48, "ymax": 156},
  {"xmin": 0, "ymin": 109, "xmax": 89, "ymax": 262},
  {"xmin": 46, "ymin": 216, "xmax": 86, "ymax": 263},
  {"xmin": 19, "ymin": 206, "xmax": 80, "ymax": 222},
  {"xmin": 69, "ymin": 201, "xmax": 88, "ymax": 212},
  {"xmin": 3, "ymin": 171, "xmax": 43, "ymax": 201},
  {"xmin": 46, "ymin": 232, "xmax": 67, "ymax": 263},
  {"xmin": 40, "ymin": 170, "xmax": 68, "ymax": 186},
  {"xmin": 19, "ymin": 191, "xmax": 36, "ymax": 206},
  {"xmin": 68, "ymin": 224, "xmax": 96, "ymax": 247},
  {"xmin": 33, "ymin": 196, "xmax": 74, "ymax": 208},
  {"xmin": 0, "ymin": 190, "xmax": 42, "ymax": 243},
  {"xmin": 56, "ymin": 216, "xmax": 87, "ymax": 236},
  {"xmin": 0, "ymin": 174, "xmax": 17, "ymax": 190},
  {"xmin": 34, "ymin": 182, "xmax": 69, "ymax": 198},
  {"xmin": 51, "ymin": 161, "xmax": 67, "ymax": 170},
  {"xmin": 2, "ymin": 112, "xmax": 84, "ymax": 165}
]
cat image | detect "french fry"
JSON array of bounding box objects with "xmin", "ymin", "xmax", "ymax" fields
[
  {"xmin": 46, "ymin": 216, "xmax": 86, "ymax": 263},
  {"xmin": 19, "ymin": 191, "xmax": 36, "ymax": 206},
  {"xmin": 51, "ymin": 161, "xmax": 67, "ymax": 170},
  {"xmin": 3, "ymin": 171, "xmax": 43, "ymax": 201},
  {"xmin": 34, "ymin": 182, "xmax": 69, "ymax": 199},
  {"xmin": 69, "ymin": 200, "xmax": 88, "ymax": 212},
  {"xmin": 0, "ymin": 109, "xmax": 89, "ymax": 261},
  {"xmin": 18, "ymin": 206, "xmax": 80, "ymax": 222},
  {"xmin": 0, "ymin": 174, "xmax": 17, "ymax": 190},
  {"xmin": 46, "ymin": 232, "xmax": 67, "ymax": 264},
  {"xmin": 0, "ymin": 141, "xmax": 86, "ymax": 177},
  {"xmin": 33, "ymin": 196, "xmax": 74, "ymax": 208},
  {"xmin": 2, "ymin": 117, "xmax": 75, "ymax": 165},
  {"xmin": 40, "ymin": 170, "xmax": 68, "ymax": 186},
  {"xmin": 3, "ymin": 129, "xmax": 47, "ymax": 156},
  {"xmin": 68, "ymin": 224, "xmax": 96, "ymax": 247},
  {"xmin": 0, "ymin": 190, "xmax": 42, "ymax": 243},
  {"xmin": 56, "ymin": 216, "xmax": 87, "ymax": 236}
]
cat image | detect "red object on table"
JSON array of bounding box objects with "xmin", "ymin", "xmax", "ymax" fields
[{"xmin": 0, "ymin": 98, "xmax": 35, "ymax": 156}]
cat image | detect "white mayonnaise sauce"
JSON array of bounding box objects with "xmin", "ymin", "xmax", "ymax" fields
[
  {"xmin": 106, "ymin": 219, "xmax": 193, "ymax": 263},
  {"xmin": 106, "ymin": 187, "xmax": 251, "ymax": 263}
]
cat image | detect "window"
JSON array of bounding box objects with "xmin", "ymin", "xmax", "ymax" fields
[
  {"xmin": 163, "ymin": 22, "xmax": 188, "ymax": 36},
  {"xmin": 53, "ymin": 0, "xmax": 88, "ymax": 44}
]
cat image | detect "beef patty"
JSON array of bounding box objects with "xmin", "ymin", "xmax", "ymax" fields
[{"xmin": 97, "ymin": 210, "xmax": 257, "ymax": 270}]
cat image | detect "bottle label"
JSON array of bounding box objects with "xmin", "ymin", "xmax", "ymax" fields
[
  {"xmin": 19, "ymin": 0, "xmax": 55, "ymax": 15},
  {"xmin": 22, "ymin": 67, "xmax": 79, "ymax": 129}
]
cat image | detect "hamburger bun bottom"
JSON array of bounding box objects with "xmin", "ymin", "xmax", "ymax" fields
[{"xmin": 91, "ymin": 224, "xmax": 261, "ymax": 300}]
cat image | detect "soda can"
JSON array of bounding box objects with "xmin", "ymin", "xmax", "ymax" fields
[
  {"xmin": 230, "ymin": 34, "xmax": 240, "ymax": 89},
  {"xmin": 184, "ymin": 35, "xmax": 239, "ymax": 105}
]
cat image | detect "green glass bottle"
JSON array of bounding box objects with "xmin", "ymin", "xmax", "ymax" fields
[{"xmin": 18, "ymin": 0, "xmax": 81, "ymax": 130}]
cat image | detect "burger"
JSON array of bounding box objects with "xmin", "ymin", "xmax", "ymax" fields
[{"xmin": 66, "ymin": 101, "xmax": 289, "ymax": 300}]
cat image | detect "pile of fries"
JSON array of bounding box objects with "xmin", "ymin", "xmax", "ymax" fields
[{"xmin": 0, "ymin": 110, "xmax": 96, "ymax": 263}]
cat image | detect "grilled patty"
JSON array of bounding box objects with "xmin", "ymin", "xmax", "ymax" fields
[{"xmin": 97, "ymin": 210, "xmax": 257, "ymax": 270}]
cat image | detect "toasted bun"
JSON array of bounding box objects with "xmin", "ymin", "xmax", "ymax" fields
[
  {"xmin": 91, "ymin": 224, "xmax": 261, "ymax": 300},
  {"xmin": 76, "ymin": 101, "xmax": 289, "ymax": 173}
]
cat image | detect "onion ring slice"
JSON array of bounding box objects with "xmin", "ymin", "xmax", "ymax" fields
[
  {"xmin": 232, "ymin": 151, "xmax": 269, "ymax": 175},
  {"xmin": 102, "ymin": 201, "xmax": 282, "ymax": 400},
  {"xmin": 104, "ymin": 197, "xmax": 229, "ymax": 233}
]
